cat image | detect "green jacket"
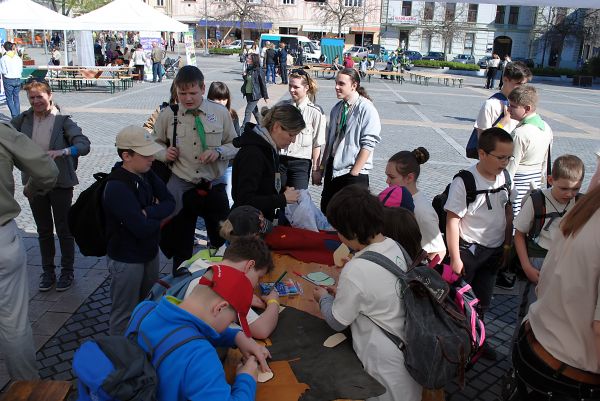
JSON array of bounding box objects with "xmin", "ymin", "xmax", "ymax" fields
[{"xmin": 0, "ymin": 123, "xmax": 58, "ymax": 226}]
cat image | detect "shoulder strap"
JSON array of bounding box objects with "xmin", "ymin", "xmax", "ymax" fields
[
  {"xmin": 455, "ymin": 170, "xmax": 477, "ymax": 205},
  {"xmin": 168, "ymin": 104, "xmax": 179, "ymax": 150},
  {"xmin": 489, "ymin": 92, "xmax": 508, "ymax": 126},
  {"xmin": 529, "ymin": 190, "xmax": 546, "ymax": 240},
  {"xmin": 126, "ymin": 302, "xmax": 158, "ymax": 338},
  {"xmin": 151, "ymin": 326, "xmax": 205, "ymax": 369},
  {"xmin": 546, "ymin": 145, "xmax": 552, "ymax": 189},
  {"xmin": 358, "ymin": 251, "xmax": 408, "ymax": 281},
  {"xmin": 502, "ymin": 169, "xmax": 512, "ymax": 194}
]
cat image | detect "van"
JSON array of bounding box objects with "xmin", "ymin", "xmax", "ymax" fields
[{"xmin": 259, "ymin": 34, "xmax": 322, "ymax": 63}]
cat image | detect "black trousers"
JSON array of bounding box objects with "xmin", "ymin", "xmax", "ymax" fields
[
  {"xmin": 512, "ymin": 323, "xmax": 600, "ymax": 401},
  {"xmin": 280, "ymin": 64, "xmax": 288, "ymax": 84},
  {"xmin": 280, "ymin": 156, "xmax": 311, "ymax": 190},
  {"xmin": 320, "ymin": 157, "xmax": 369, "ymax": 214},
  {"xmin": 164, "ymin": 183, "xmax": 230, "ymax": 271}
]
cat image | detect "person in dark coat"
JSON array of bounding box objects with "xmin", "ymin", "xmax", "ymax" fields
[
  {"xmin": 278, "ymin": 42, "xmax": 289, "ymax": 85},
  {"xmin": 232, "ymin": 103, "xmax": 305, "ymax": 221},
  {"xmin": 241, "ymin": 53, "xmax": 269, "ymax": 127}
]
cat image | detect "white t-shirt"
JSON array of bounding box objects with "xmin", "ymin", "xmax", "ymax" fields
[
  {"xmin": 332, "ymin": 237, "xmax": 421, "ymax": 401},
  {"xmin": 474, "ymin": 95, "xmax": 517, "ymax": 134},
  {"xmin": 413, "ymin": 191, "xmax": 446, "ymax": 254},
  {"xmin": 506, "ymin": 117, "xmax": 553, "ymax": 177},
  {"xmin": 444, "ymin": 165, "xmax": 514, "ymax": 248},
  {"xmin": 513, "ymin": 188, "xmax": 575, "ymax": 251},
  {"xmin": 185, "ymin": 259, "xmax": 260, "ymax": 325}
]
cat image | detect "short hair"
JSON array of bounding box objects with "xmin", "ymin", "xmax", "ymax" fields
[
  {"xmin": 388, "ymin": 147, "xmax": 429, "ymax": 180},
  {"xmin": 3, "ymin": 42, "xmax": 13, "ymax": 51},
  {"xmin": 552, "ymin": 154, "xmax": 585, "ymax": 182},
  {"xmin": 117, "ymin": 148, "xmax": 135, "ymax": 159},
  {"xmin": 223, "ymin": 236, "xmax": 274, "ymax": 274},
  {"xmin": 260, "ymin": 103, "xmax": 305, "ymax": 134},
  {"xmin": 174, "ymin": 65, "xmax": 204, "ymax": 89},
  {"xmin": 382, "ymin": 207, "xmax": 422, "ymax": 260},
  {"xmin": 326, "ymin": 185, "xmax": 384, "ymax": 245},
  {"xmin": 23, "ymin": 80, "xmax": 52, "ymax": 95},
  {"xmin": 478, "ymin": 127, "xmax": 513, "ymax": 153},
  {"xmin": 508, "ymin": 84, "xmax": 538, "ymax": 108},
  {"xmin": 504, "ymin": 61, "xmax": 532, "ymax": 82}
]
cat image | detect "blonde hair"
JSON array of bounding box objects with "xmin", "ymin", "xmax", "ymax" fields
[
  {"xmin": 508, "ymin": 84, "xmax": 538, "ymax": 108},
  {"xmin": 289, "ymin": 71, "xmax": 318, "ymax": 103},
  {"xmin": 552, "ymin": 154, "xmax": 585, "ymax": 182},
  {"xmin": 260, "ymin": 103, "xmax": 306, "ymax": 133}
]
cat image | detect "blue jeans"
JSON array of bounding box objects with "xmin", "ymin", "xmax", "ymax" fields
[
  {"xmin": 3, "ymin": 77, "xmax": 21, "ymax": 118},
  {"xmin": 152, "ymin": 62, "xmax": 162, "ymax": 82},
  {"xmin": 266, "ymin": 63, "xmax": 276, "ymax": 83}
]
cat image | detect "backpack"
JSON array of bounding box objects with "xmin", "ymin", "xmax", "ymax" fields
[
  {"xmin": 465, "ymin": 93, "xmax": 509, "ymax": 159},
  {"xmin": 146, "ymin": 265, "xmax": 208, "ymax": 302},
  {"xmin": 358, "ymin": 246, "xmax": 480, "ymax": 389},
  {"xmin": 73, "ymin": 302, "xmax": 204, "ymax": 401},
  {"xmin": 68, "ymin": 170, "xmax": 136, "ymax": 257},
  {"xmin": 432, "ymin": 169, "xmax": 512, "ymax": 236}
]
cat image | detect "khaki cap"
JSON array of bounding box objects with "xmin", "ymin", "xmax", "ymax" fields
[{"xmin": 115, "ymin": 126, "xmax": 163, "ymax": 156}]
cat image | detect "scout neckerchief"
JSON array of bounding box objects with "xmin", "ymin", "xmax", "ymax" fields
[
  {"xmin": 519, "ymin": 113, "xmax": 545, "ymax": 131},
  {"xmin": 186, "ymin": 109, "xmax": 207, "ymax": 151}
]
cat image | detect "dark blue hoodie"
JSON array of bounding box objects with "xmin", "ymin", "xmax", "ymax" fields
[{"xmin": 103, "ymin": 163, "xmax": 175, "ymax": 263}]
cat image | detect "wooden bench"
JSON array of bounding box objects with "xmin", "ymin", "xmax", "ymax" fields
[
  {"xmin": 365, "ymin": 70, "xmax": 405, "ymax": 84},
  {"xmin": 0, "ymin": 380, "xmax": 72, "ymax": 401}
]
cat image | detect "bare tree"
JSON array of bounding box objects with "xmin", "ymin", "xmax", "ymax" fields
[
  {"xmin": 47, "ymin": 0, "xmax": 109, "ymax": 16},
  {"xmin": 213, "ymin": 0, "xmax": 281, "ymax": 48},
  {"xmin": 420, "ymin": 3, "xmax": 468, "ymax": 55},
  {"xmin": 311, "ymin": 0, "xmax": 380, "ymax": 38}
]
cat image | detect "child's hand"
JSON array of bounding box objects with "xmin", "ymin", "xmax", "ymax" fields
[
  {"xmin": 450, "ymin": 258, "xmax": 464, "ymax": 275},
  {"xmin": 498, "ymin": 104, "xmax": 512, "ymax": 129},
  {"xmin": 325, "ymin": 286, "xmax": 337, "ymax": 296},
  {"xmin": 252, "ymin": 294, "xmax": 266, "ymax": 309},
  {"xmin": 237, "ymin": 355, "xmax": 258, "ymax": 381},
  {"xmin": 313, "ymin": 286, "xmax": 329, "ymax": 302},
  {"xmin": 165, "ymin": 146, "xmax": 179, "ymax": 162},
  {"xmin": 262, "ymin": 289, "xmax": 279, "ymax": 306},
  {"xmin": 522, "ymin": 263, "xmax": 540, "ymax": 284}
]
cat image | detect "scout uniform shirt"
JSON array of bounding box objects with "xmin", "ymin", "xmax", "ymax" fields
[
  {"xmin": 153, "ymin": 100, "xmax": 237, "ymax": 184},
  {"xmin": 279, "ymin": 97, "xmax": 326, "ymax": 160}
]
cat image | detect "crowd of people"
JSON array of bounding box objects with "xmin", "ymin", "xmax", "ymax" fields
[{"xmin": 0, "ymin": 53, "xmax": 599, "ymax": 401}]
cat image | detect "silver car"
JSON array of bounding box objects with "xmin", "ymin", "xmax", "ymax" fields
[
  {"xmin": 347, "ymin": 46, "xmax": 369, "ymax": 58},
  {"xmin": 452, "ymin": 54, "xmax": 476, "ymax": 64}
]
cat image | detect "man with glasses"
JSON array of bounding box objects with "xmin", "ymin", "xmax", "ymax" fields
[{"xmin": 444, "ymin": 128, "xmax": 516, "ymax": 361}]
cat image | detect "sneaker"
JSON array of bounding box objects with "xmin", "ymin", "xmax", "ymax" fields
[
  {"xmin": 501, "ymin": 369, "xmax": 518, "ymax": 401},
  {"xmin": 39, "ymin": 272, "xmax": 56, "ymax": 292},
  {"xmin": 56, "ymin": 273, "xmax": 74, "ymax": 292},
  {"xmin": 496, "ymin": 271, "xmax": 516, "ymax": 290},
  {"xmin": 481, "ymin": 343, "xmax": 498, "ymax": 361}
]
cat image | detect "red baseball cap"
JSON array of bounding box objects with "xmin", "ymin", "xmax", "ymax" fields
[{"xmin": 198, "ymin": 265, "xmax": 253, "ymax": 337}]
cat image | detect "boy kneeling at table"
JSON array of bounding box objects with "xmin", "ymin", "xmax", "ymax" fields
[{"xmin": 313, "ymin": 184, "xmax": 422, "ymax": 401}]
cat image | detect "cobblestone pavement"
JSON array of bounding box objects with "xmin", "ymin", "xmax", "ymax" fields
[{"xmin": 1, "ymin": 50, "xmax": 599, "ymax": 399}]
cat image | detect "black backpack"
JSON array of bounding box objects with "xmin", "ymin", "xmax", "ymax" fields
[
  {"xmin": 68, "ymin": 170, "xmax": 136, "ymax": 257},
  {"xmin": 358, "ymin": 246, "xmax": 476, "ymax": 389},
  {"xmin": 432, "ymin": 169, "xmax": 512, "ymax": 236}
]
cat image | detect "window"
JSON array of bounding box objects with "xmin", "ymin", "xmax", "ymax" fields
[
  {"xmin": 401, "ymin": 1, "xmax": 412, "ymax": 16},
  {"xmin": 423, "ymin": 2, "xmax": 434, "ymax": 20},
  {"xmin": 420, "ymin": 32, "xmax": 431, "ymax": 53},
  {"xmin": 464, "ymin": 32, "xmax": 474, "ymax": 54},
  {"xmin": 467, "ymin": 4, "xmax": 478, "ymax": 23},
  {"xmin": 495, "ymin": 5, "xmax": 505, "ymax": 24},
  {"xmin": 344, "ymin": 0, "xmax": 362, "ymax": 6},
  {"xmin": 282, "ymin": 0, "xmax": 295, "ymax": 4},
  {"xmin": 508, "ymin": 6, "xmax": 519, "ymax": 25},
  {"xmin": 445, "ymin": 3, "xmax": 456, "ymax": 21},
  {"xmin": 156, "ymin": 0, "xmax": 163, "ymax": 5}
]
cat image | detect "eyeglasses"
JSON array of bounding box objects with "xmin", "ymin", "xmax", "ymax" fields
[
  {"xmin": 291, "ymin": 68, "xmax": 308, "ymax": 76},
  {"xmin": 485, "ymin": 152, "xmax": 515, "ymax": 162}
]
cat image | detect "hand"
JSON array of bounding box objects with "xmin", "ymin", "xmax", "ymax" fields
[
  {"xmin": 261, "ymin": 289, "xmax": 279, "ymax": 306},
  {"xmin": 23, "ymin": 185, "xmax": 34, "ymax": 199},
  {"xmin": 265, "ymin": 99, "xmax": 270, "ymax": 105},
  {"xmin": 498, "ymin": 105, "xmax": 512, "ymax": 129},
  {"xmin": 325, "ymin": 286, "xmax": 337, "ymax": 297},
  {"xmin": 312, "ymin": 170, "xmax": 323, "ymax": 186},
  {"xmin": 349, "ymin": 170, "xmax": 359, "ymax": 177},
  {"xmin": 252, "ymin": 294, "xmax": 266, "ymax": 309},
  {"xmin": 522, "ymin": 263, "xmax": 540, "ymax": 284},
  {"xmin": 237, "ymin": 355, "xmax": 258, "ymax": 381},
  {"xmin": 47, "ymin": 150, "xmax": 64, "ymax": 159},
  {"xmin": 199, "ymin": 149, "xmax": 219, "ymax": 164},
  {"xmin": 450, "ymin": 257, "xmax": 464, "ymax": 275},
  {"xmin": 313, "ymin": 286, "xmax": 329, "ymax": 302},
  {"xmin": 284, "ymin": 187, "xmax": 300, "ymax": 204},
  {"xmin": 235, "ymin": 332, "xmax": 271, "ymax": 373},
  {"xmin": 165, "ymin": 146, "xmax": 179, "ymax": 162}
]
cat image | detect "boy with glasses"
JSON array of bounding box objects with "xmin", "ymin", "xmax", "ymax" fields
[{"xmin": 445, "ymin": 128, "xmax": 515, "ymax": 360}]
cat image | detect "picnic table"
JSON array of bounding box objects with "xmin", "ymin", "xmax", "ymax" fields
[
  {"xmin": 36, "ymin": 65, "xmax": 134, "ymax": 93},
  {"xmin": 407, "ymin": 71, "xmax": 465, "ymax": 87},
  {"xmin": 365, "ymin": 69, "xmax": 406, "ymax": 84}
]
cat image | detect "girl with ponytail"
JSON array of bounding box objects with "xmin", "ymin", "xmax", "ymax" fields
[{"xmin": 319, "ymin": 68, "xmax": 381, "ymax": 213}]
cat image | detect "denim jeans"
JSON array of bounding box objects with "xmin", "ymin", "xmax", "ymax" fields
[
  {"xmin": 152, "ymin": 62, "xmax": 162, "ymax": 82},
  {"xmin": 266, "ymin": 63, "xmax": 276, "ymax": 83},
  {"xmin": 2, "ymin": 77, "xmax": 21, "ymax": 118},
  {"xmin": 243, "ymin": 99, "xmax": 260, "ymax": 126}
]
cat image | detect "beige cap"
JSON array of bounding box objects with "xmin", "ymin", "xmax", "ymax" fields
[{"xmin": 115, "ymin": 126, "xmax": 163, "ymax": 157}]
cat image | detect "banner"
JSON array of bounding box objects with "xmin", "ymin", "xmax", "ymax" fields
[
  {"xmin": 140, "ymin": 31, "xmax": 161, "ymax": 81},
  {"xmin": 184, "ymin": 32, "xmax": 197, "ymax": 67}
]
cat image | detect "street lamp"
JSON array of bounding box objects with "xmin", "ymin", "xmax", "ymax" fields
[
  {"xmin": 204, "ymin": 0, "xmax": 209, "ymax": 55},
  {"xmin": 361, "ymin": 0, "xmax": 366, "ymax": 48}
]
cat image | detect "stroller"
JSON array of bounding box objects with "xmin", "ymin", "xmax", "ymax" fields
[{"xmin": 163, "ymin": 56, "xmax": 181, "ymax": 79}]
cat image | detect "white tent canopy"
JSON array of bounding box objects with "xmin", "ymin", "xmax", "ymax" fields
[
  {"xmin": 74, "ymin": 0, "xmax": 188, "ymax": 32},
  {"xmin": 0, "ymin": 0, "xmax": 78, "ymax": 30},
  {"xmin": 432, "ymin": 0, "xmax": 598, "ymax": 7}
]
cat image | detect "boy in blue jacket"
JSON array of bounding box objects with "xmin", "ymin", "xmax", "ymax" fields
[
  {"xmin": 131, "ymin": 264, "xmax": 267, "ymax": 401},
  {"xmin": 103, "ymin": 125, "xmax": 175, "ymax": 335}
]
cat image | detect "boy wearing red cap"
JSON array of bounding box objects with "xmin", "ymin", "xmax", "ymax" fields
[{"xmin": 129, "ymin": 265, "xmax": 270, "ymax": 401}]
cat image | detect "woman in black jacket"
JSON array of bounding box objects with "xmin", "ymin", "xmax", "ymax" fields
[
  {"xmin": 232, "ymin": 103, "xmax": 305, "ymax": 221},
  {"xmin": 241, "ymin": 53, "xmax": 269, "ymax": 127}
]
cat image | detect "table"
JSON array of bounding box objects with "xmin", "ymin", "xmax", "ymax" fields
[{"xmin": 37, "ymin": 65, "xmax": 133, "ymax": 93}]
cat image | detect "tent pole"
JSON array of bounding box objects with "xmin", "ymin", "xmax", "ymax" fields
[
  {"xmin": 44, "ymin": 30, "xmax": 47, "ymax": 55},
  {"xmin": 64, "ymin": 29, "xmax": 68, "ymax": 66}
]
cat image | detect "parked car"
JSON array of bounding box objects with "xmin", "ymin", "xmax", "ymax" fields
[
  {"xmin": 478, "ymin": 56, "xmax": 493, "ymax": 68},
  {"xmin": 348, "ymin": 46, "xmax": 369, "ymax": 58},
  {"xmin": 422, "ymin": 51, "xmax": 445, "ymax": 61},
  {"xmin": 512, "ymin": 57, "xmax": 535, "ymax": 68},
  {"xmin": 452, "ymin": 54, "xmax": 476, "ymax": 64},
  {"xmin": 366, "ymin": 45, "xmax": 389, "ymax": 61},
  {"xmin": 402, "ymin": 50, "xmax": 422, "ymax": 61},
  {"xmin": 223, "ymin": 40, "xmax": 254, "ymax": 49},
  {"xmin": 311, "ymin": 40, "xmax": 320, "ymax": 50}
]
